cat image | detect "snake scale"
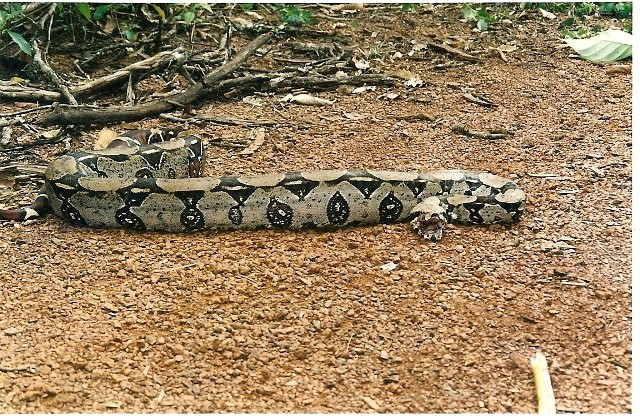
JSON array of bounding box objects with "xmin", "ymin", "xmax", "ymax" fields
[{"xmin": 0, "ymin": 129, "xmax": 526, "ymax": 241}]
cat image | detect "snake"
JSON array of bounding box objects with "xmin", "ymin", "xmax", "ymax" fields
[{"xmin": 0, "ymin": 129, "xmax": 526, "ymax": 241}]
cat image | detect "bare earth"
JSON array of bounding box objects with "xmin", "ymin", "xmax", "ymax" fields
[{"xmin": 0, "ymin": 4, "xmax": 631, "ymax": 413}]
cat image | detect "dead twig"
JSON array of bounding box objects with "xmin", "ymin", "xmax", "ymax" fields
[
  {"xmin": 463, "ymin": 93, "xmax": 497, "ymax": 107},
  {"xmin": 414, "ymin": 40, "xmax": 481, "ymax": 62},
  {"xmin": 73, "ymin": 48, "xmax": 186, "ymax": 98},
  {"xmin": 31, "ymin": 41, "xmax": 78, "ymax": 105},
  {"xmin": 0, "ymin": 365, "xmax": 33, "ymax": 373},
  {"xmin": 39, "ymin": 32, "xmax": 275, "ymax": 126},
  {"xmin": 452, "ymin": 124, "xmax": 507, "ymax": 140},
  {"xmin": 0, "ymin": 104, "xmax": 53, "ymax": 118}
]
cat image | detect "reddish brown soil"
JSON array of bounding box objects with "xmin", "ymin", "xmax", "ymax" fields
[{"xmin": 0, "ymin": 4, "xmax": 631, "ymax": 413}]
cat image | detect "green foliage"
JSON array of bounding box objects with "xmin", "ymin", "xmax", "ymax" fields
[
  {"xmin": 532, "ymin": 2, "xmax": 632, "ymax": 19},
  {"xmin": 239, "ymin": 4, "xmax": 256, "ymax": 11},
  {"xmin": 75, "ymin": 3, "xmax": 91, "ymax": 20},
  {"xmin": 550, "ymin": 2, "xmax": 633, "ymax": 38},
  {"xmin": 401, "ymin": 4, "xmax": 421, "ymax": 12},
  {"xmin": 278, "ymin": 6, "xmax": 315, "ymax": 26},
  {"xmin": 93, "ymin": 4, "xmax": 112, "ymax": 20},
  {"xmin": 462, "ymin": 4, "xmax": 498, "ymax": 31},
  {"xmin": 598, "ymin": 2, "xmax": 632, "ymax": 18},
  {"xmin": 0, "ymin": 3, "xmax": 32, "ymax": 55}
]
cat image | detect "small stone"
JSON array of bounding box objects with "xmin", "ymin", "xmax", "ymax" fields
[
  {"xmin": 102, "ymin": 302, "xmax": 119, "ymax": 313},
  {"xmin": 104, "ymin": 401, "xmax": 120, "ymax": 409},
  {"xmin": 285, "ymin": 380, "xmax": 298, "ymax": 386},
  {"xmin": 292, "ymin": 349, "xmax": 308, "ymax": 360},
  {"xmin": 4, "ymin": 327, "xmax": 21, "ymax": 336},
  {"xmin": 258, "ymin": 386, "xmax": 276, "ymax": 396},
  {"xmin": 22, "ymin": 390, "xmax": 41, "ymax": 402},
  {"xmin": 380, "ymin": 350, "xmax": 390, "ymax": 360}
]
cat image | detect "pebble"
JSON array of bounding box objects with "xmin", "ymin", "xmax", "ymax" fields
[{"xmin": 4, "ymin": 327, "xmax": 21, "ymax": 336}]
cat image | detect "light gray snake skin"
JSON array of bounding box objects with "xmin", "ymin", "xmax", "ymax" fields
[{"xmin": 0, "ymin": 129, "xmax": 526, "ymax": 240}]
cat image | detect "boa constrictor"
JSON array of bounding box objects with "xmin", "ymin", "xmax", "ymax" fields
[{"xmin": 0, "ymin": 129, "xmax": 526, "ymax": 241}]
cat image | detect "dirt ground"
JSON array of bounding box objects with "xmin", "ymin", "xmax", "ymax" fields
[{"xmin": 0, "ymin": 4, "xmax": 632, "ymax": 413}]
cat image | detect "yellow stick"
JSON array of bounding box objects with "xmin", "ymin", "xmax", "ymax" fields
[{"xmin": 531, "ymin": 351, "xmax": 556, "ymax": 414}]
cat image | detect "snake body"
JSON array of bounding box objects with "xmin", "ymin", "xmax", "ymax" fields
[{"xmin": 0, "ymin": 129, "xmax": 526, "ymax": 240}]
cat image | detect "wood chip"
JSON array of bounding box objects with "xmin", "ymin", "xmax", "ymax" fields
[
  {"xmin": 362, "ymin": 396, "xmax": 382, "ymax": 411},
  {"xmin": 239, "ymin": 128, "xmax": 266, "ymax": 156}
]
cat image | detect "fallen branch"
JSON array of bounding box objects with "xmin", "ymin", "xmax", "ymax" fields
[
  {"xmin": 0, "ymin": 82, "xmax": 63, "ymax": 102},
  {"xmin": 0, "ymin": 365, "xmax": 33, "ymax": 373},
  {"xmin": 1, "ymin": 48, "xmax": 188, "ymax": 103},
  {"xmin": 32, "ymin": 41, "xmax": 77, "ymax": 105},
  {"xmin": 72, "ymin": 48, "xmax": 186, "ymax": 98},
  {"xmin": 160, "ymin": 113, "xmax": 275, "ymax": 127},
  {"xmin": 39, "ymin": 32, "xmax": 275, "ymax": 127},
  {"xmin": 427, "ymin": 40, "xmax": 480, "ymax": 62},
  {"xmin": 452, "ymin": 124, "xmax": 507, "ymax": 140},
  {"xmin": 463, "ymin": 93, "xmax": 497, "ymax": 107}
]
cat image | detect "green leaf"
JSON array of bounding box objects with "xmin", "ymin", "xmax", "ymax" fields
[
  {"xmin": 151, "ymin": 4, "xmax": 165, "ymax": 22},
  {"xmin": 75, "ymin": 3, "xmax": 91, "ymax": 20},
  {"xmin": 564, "ymin": 29, "xmax": 632, "ymax": 62},
  {"xmin": 477, "ymin": 19, "xmax": 488, "ymax": 31},
  {"xmin": 182, "ymin": 11, "xmax": 195, "ymax": 24},
  {"xmin": 93, "ymin": 5, "xmax": 111, "ymax": 20},
  {"xmin": 125, "ymin": 28, "xmax": 136, "ymax": 42},
  {"xmin": 462, "ymin": 6, "xmax": 477, "ymax": 20},
  {"xmin": 7, "ymin": 30, "xmax": 32, "ymax": 55}
]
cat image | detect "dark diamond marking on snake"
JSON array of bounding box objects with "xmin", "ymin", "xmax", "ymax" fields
[
  {"xmin": 175, "ymin": 191, "xmax": 205, "ymax": 230},
  {"xmin": 228, "ymin": 205, "xmax": 243, "ymax": 225},
  {"xmin": 281, "ymin": 180, "xmax": 320, "ymax": 201},
  {"xmin": 49, "ymin": 183, "xmax": 87, "ymax": 226},
  {"xmin": 114, "ymin": 190, "xmax": 150, "ymax": 230},
  {"xmin": 404, "ymin": 180, "xmax": 427, "ymax": 197},
  {"xmin": 115, "ymin": 208, "xmax": 146, "ymax": 230},
  {"xmin": 135, "ymin": 168, "xmax": 155, "ymax": 178},
  {"xmin": 327, "ymin": 191, "xmax": 350, "ymax": 225},
  {"xmin": 266, "ymin": 198, "xmax": 294, "ymax": 228},
  {"xmin": 215, "ymin": 179, "xmax": 257, "ymax": 206},
  {"xmin": 349, "ymin": 178, "xmax": 382, "ymax": 199},
  {"xmin": 181, "ymin": 208, "xmax": 205, "ymax": 230},
  {"xmin": 379, "ymin": 192, "xmax": 403, "ymax": 223}
]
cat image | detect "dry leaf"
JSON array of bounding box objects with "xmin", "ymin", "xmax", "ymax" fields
[
  {"xmin": 231, "ymin": 17, "xmax": 254, "ymax": 30},
  {"xmin": 103, "ymin": 18, "xmax": 118, "ymax": 34},
  {"xmin": 40, "ymin": 129, "xmax": 61, "ymax": 139},
  {"xmin": 498, "ymin": 44, "xmax": 518, "ymax": 52},
  {"xmin": 244, "ymin": 10, "xmax": 264, "ymax": 20},
  {"xmin": 342, "ymin": 111, "xmax": 369, "ymax": 121},
  {"xmin": 240, "ymin": 128, "xmax": 266, "ymax": 156},
  {"xmin": 405, "ymin": 76, "xmax": 424, "ymax": 87},
  {"xmin": 539, "ymin": 8, "xmax": 556, "ymax": 19},
  {"xmin": 281, "ymin": 94, "xmax": 334, "ymax": 106},
  {"xmin": 353, "ymin": 57, "xmax": 370, "ymax": 70},
  {"xmin": 352, "ymin": 86, "xmax": 376, "ymax": 94},
  {"xmin": 331, "ymin": 3, "xmax": 364, "ymax": 12},
  {"xmin": 606, "ymin": 65, "xmax": 632, "ymax": 75},
  {"xmin": 243, "ymin": 96, "xmax": 264, "ymax": 106},
  {"xmin": 379, "ymin": 92, "xmax": 400, "ymax": 100},
  {"xmin": 94, "ymin": 128, "xmax": 119, "ymax": 150},
  {"xmin": 380, "ymin": 262, "xmax": 397, "ymax": 272}
]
